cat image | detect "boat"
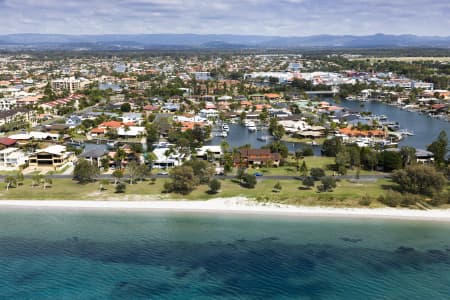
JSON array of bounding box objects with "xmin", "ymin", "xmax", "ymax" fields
[
  {"xmin": 397, "ymin": 129, "xmax": 414, "ymax": 136},
  {"xmin": 246, "ymin": 121, "xmax": 257, "ymax": 132},
  {"xmin": 220, "ymin": 131, "xmax": 228, "ymax": 137},
  {"xmin": 222, "ymin": 124, "xmax": 229, "ymax": 132},
  {"xmin": 257, "ymin": 135, "xmax": 273, "ymax": 142}
]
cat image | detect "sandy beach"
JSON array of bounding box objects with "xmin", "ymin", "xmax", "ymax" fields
[{"xmin": 1, "ymin": 198, "xmax": 450, "ymax": 222}]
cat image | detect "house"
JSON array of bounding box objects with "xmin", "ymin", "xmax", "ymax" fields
[
  {"xmin": 234, "ymin": 149, "xmax": 281, "ymax": 167},
  {"xmin": 9, "ymin": 132, "xmax": 60, "ymax": 145},
  {"xmin": 195, "ymin": 146, "xmax": 223, "ymax": 161},
  {"xmin": 0, "ymin": 147, "xmax": 28, "ymax": 169},
  {"xmin": 28, "ymin": 145, "xmax": 74, "ymax": 168},
  {"xmin": 415, "ymin": 149, "xmax": 434, "ymax": 164},
  {"xmin": 79, "ymin": 147, "xmax": 109, "ymax": 168},
  {"xmin": 66, "ymin": 115, "xmax": 83, "ymax": 127},
  {"xmin": 121, "ymin": 113, "xmax": 144, "ymax": 125},
  {"xmin": 152, "ymin": 145, "xmax": 185, "ymax": 169},
  {"xmin": 117, "ymin": 126, "xmax": 146, "ymax": 137}
]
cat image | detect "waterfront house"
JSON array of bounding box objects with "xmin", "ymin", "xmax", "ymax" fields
[
  {"xmin": 234, "ymin": 149, "xmax": 281, "ymax": 167},
  {"xmin": 0, "ymin": 147, "xmax": 27, "ymax": 169},
  {"xmin": 28, "ymin": 145, "xmax": 74, "ymax": 168}
]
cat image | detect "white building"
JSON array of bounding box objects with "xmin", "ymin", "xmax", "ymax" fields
[
  {"xmin": 0, "ymin": 147, "xmax": 27, "ymax": 169},
  {"xmin": 244, "ymin": 72, "xmax": 294, "ymax": 83},
  {"xmin": 193, "ymin": 72, "xmax": 211, "ymax": 81},
  {"xmin": 51, "ymin": 77, "xmax": 86, "ymax": 93},
  {"xmin": 0, "ymin": 98, "xmax": 16, "ymax": 111},
  {"xmin": 117, "ymin": 126, "xmax": 146, "ymax": 137}
]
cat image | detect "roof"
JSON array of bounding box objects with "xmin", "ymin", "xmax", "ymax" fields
[
  {"xmin": 0, "ymin": 147, "xmax": 20, "ymax": 154},
  {"xmin": 0, "ymin": 137, "xmax": 16, "ymax": 146},
  {"xmin": 35, "ymin": 145, "xmax": 66, "ymax": 156},
  {"xmin": 99, "ymin": 121, "xmax": 123, "ymax": 128},
  {"xmin": 80, "ymin": 149, "xmax": 108, "ymax": 159}
]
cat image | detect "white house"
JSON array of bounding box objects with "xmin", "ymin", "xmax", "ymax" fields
[
  {"xmin": 0, "ymin": 148, "xmax": 28, "ymax": 169},
  {"xmin": 117, "ymin": 126, "xmax": 146, "ymax": 137}
]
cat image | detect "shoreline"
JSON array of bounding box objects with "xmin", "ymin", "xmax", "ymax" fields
[{"xmin": 1, "ymin": 198, "xmax": 450, "ymax": 222}]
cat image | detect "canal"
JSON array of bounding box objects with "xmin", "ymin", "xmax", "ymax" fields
[{"xmin": 207, "ymin": 99, "xmax": 450, "ymax": 155}]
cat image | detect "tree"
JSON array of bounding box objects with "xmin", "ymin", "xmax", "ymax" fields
[
  {"xmin": 236, "ymin": 167, "xmax": 246, "ymax": 183},
  {"xmin": 166, "ymin": 166, "xmax": 199, "ymax": 195},
  {"xmin": 361, "ymin": 147, "xmax": 378, "ymax": 171},
  {"xmin": 183, "ymin": 160, "xmax": 215, "ymax": 184},
  {"xmin": 322, "ymin": 137, "xmax": 343, "ymax": 157},
  {"xmin": 299, "ymin": 161, "xmax": 308, "ymax": 177},
  {"xmin": 392, "ymin": 164, "xmax": 447, "ymax": 196},
  {"xmin": 120, "ymin": 102, "xmax": 131, "ymax": 112},
  {"xmin": 335, "ymin": 150, "xmax": 350, "ymax": 175},
  {"xmin": 16, "ymin": 171, "xmax": 24, "ymax": 186},
  {"xmin": 112, "ymin": 169, "xmax": 124, "ymax": 185},
  {"xmin": 242, "ymin": 173, "xmax": 257, "ymax": 189},
  {"xmin": 318, "ymin": 176, "xmax": 337, "ymax": 192},
  {"xmin": 99, "ymin": 179, "xmax": 109, "ymax": 191},
  {"xmin": 400, "ymin": 146, "xmax": 417, "ymax": 167},
  {"xmin": 302, "ymin": 176, "xmax": 315, "ymax": 189},
  {"xmin": 43, "ymin": 177, "xmax": 52, "ymax": 190},
  {"xmin": 115, "ymin": 182, "xmax": 127, "ymax": 193},
  {"xmin": 126, "ymin": 161, "xmax": 140, "ymax": 184},
  {"xmin": 208, "ymin": 179, "xmax": 221, "ymax": 194},
  {"xmin": 4, "ymin": 175, "xmax": 17, "ymax": 191},
  {"xmin": 379, "ymin": 151, "xmax": 402, "ymax": 172},
  {"xmin": 267, "ymin": 141, "xmax": 288, "ymax": 159},
  {"xmin": 73, "ymin": 158, "xmax": 100, "ymax": 184},
  {"xmin": 310, "ymin": 168, "xmax": 325, "ymax": 181},
  {"xmin": 31, "ymin": 174, "xmax": 43, "ymax": 188},
  {"xmin": 427, "ymin": 130, "xmax": 448, "ymax": 166},
  {"xmin": 273, "ymin": 182, "xmax": 282, "ymax": 192}
]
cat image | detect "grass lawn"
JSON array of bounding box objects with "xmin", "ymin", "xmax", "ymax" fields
[{"xmin": 0, "ymin": 177, "xmax": 396, "ymax": 208}]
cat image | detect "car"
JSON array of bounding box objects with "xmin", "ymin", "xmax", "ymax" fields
[
  {"xmin": 253, "ymin": 172, "xmax": 263, "ymax": 177},
  {"xmin": 157, "ymin": 171, "xmax": 168, "ymax": 175}
]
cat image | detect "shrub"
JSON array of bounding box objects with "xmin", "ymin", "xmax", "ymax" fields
[
  {"xmin": 358, "ymin": 195, "xmax": 372, "ymax": 206},
  {"xmin": 310, "ymin": 168, "xmax": 325, "ymax": 181},
  {"xmin": 115, "ymin": 182, "xmax": 127, "ymax": 193},
  {"xmin": 318, "ymin": 176, "xmax": 336, "ymax": 192},
  {"xmin": 242, "ymin": 174, "xmax": 257, "ymax": 189},
  {"xmin": 208, "ymin": 179, "xmax": 221, "ymax": 194},
  {"xmin": 302, "ymin": 176, "xmax": 315, "ymax": 189},
  {"xmin": 378, "ymin": 190, "xmax": 402, "ymax": 207},
  {"xmin": 273, "ymin": 182, "xmax": 282, "ymax": 192},
  {"xmin": 301, "ymin": 147, "xmax": 314, "ymax": 157}
]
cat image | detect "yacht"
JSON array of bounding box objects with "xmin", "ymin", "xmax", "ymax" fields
[{"xmin": 222, "ymin": 124, "xmax": 230, "ymax": 132}]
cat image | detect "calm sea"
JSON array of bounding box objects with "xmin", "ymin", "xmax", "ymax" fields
[{"xmin": 1, "ymin": 208, "xmax": 450, "ymax": 299}]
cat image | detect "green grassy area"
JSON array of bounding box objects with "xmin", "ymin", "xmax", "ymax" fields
[{"xmin": 0, "ymin": 177, "xmax": 395, "ymax": 208}]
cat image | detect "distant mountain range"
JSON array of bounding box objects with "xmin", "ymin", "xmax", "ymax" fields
[{"xmin": 0, "ymin": 33, "xmax": 449, "ymax": 50}]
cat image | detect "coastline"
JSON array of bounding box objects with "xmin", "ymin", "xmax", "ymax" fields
[{"xmin": 1, "ymin": 198, "xmax": 450, "ymax": 222}]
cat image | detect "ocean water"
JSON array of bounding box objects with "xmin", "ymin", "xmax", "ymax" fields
[{"xmin": 1, "ymin": 209, "xmax": 450, "ymax": 299}]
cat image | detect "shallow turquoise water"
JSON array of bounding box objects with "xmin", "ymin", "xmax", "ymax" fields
[{"xmin": 1, "ymin": 209, "xmax": 450, "ymax": 299}]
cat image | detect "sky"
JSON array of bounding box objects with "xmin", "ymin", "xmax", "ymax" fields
[{"xmin": 0, "ymin": 0, "xmax": 449, "ymax": 36}]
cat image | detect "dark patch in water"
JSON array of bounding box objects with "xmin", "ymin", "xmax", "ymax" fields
[
  {"xmin": 110, "ymin": 281, "xmax": 173, "ymax": 299},
  {"xmin": 395, "ymin": 246, "xmax": 415, "ymax": 254},
  {"xmin": 340, "ymin": 237, "xmax": 362, "ymax": 243}
]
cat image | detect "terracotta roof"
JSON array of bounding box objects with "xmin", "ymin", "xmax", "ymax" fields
[
  {"xmin": 99, "ymin": 121, "xmax": 123, "ymax": 128},
  {"xmin": 0, "ymin": 137, "xmax": 16, "ymax": 146}
]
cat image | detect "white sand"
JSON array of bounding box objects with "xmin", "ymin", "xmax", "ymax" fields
[{"xmin": 1, "ymin": 198, "xmax": 450, "ymax": 222}]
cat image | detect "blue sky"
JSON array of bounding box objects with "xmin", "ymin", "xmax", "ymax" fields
[{"xmin": 0, "ymin": 0, "xmax": 449, "ymax": 36}]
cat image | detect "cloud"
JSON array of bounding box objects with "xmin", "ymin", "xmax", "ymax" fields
[{"xmin": 0, "ymin": 0, "xmax": 448, "ymax": 36}]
